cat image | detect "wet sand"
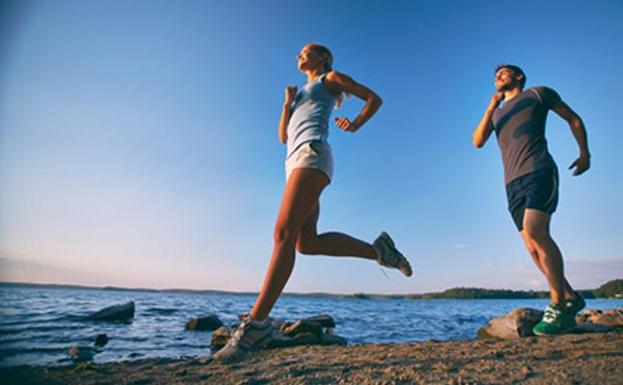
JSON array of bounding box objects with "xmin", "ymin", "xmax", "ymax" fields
[{"xmin": 2, "ymin": 330, "xmax": 622, "ymax": 385}]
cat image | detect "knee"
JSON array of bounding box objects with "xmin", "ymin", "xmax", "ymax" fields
[
  {"xmin": 273, "ymin": 225, "xmax": 297, "ymax": 246},
  {"xmin": 524, "ymin": 244, "xmax": 539, "ymax": 258},
  {"xmin": 524, "ymin": 225, "xmax": 550, "ymax": 245},
  {"xmin": 295, "ymin": 237, "xmax": 319, "ymax": 255}
]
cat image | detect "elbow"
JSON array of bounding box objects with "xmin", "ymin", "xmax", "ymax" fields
[
  {"xmin": 375, "ymin": 95, "xmax": 383, "ymax": 108},
  {"xmin": 368, "ymin": 94, "xmax": 383, "ymax": 110},
  {"xmin": 278, "ymin": 132, "xmax": 287, "ymax": 144}
]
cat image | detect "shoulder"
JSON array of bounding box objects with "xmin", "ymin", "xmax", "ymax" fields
[
  {"xmin": 323, "ymin": 70, "xmax": 352, "ymax": 94},
  {"xmin": 325, "ymin": 70, "xmax": 353, "ymax": 85},
  {"xmin": 527, "ymin": 86, "xmax": 562, "ymax": 107},
  {"xmin": 530, "ymin": 86, "xmax": 561, "ymax": 100}
]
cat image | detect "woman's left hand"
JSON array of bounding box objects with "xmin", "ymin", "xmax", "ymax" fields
[{"xmin": 334, "ymin": 116, "xmax": 359, "ymax": 132}]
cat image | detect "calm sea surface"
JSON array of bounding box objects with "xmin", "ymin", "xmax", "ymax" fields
[{"xmin": 1, "ymin": 286, "xmax": 621, "ymax": 367}]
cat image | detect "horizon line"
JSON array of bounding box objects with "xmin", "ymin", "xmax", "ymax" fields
[{"xmin": 0, "ymin": 279, "xmax": 614, "ymax": 298}]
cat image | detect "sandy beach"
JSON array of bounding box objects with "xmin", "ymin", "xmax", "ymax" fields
[{"xmin": 2, "ymin": 330, "xmax": 621, "ymax": 385}]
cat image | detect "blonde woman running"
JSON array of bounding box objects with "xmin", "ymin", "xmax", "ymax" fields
[{"xmin": 214, "ymin": 43, "xmax": 412, "ymax": 363}]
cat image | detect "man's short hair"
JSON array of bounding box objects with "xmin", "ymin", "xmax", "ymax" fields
[{"xmin": 495, "ymin": 64, "xmax": 527, "ymax": 89}]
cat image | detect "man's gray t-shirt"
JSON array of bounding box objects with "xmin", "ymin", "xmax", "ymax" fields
[{"xmin": 492, "ymin": 86, "xmax": 561, "ymax": 185}]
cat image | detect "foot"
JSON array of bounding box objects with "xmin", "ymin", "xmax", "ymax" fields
[
  {"xmin": 373, "ymin": 231, "xmax": 412, "ymax": 277},
  {"xmin": 532, "ymin": 303, "xmax": 576, "ymax": 336},
  {"xmin": 212, "ymin": 316, "xmax": 274, "ymax": 363},
  {"xmin": 565, "ymin": 293, "xmax": 586, "ymax": 315}
]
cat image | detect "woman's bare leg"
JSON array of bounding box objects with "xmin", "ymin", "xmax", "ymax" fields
[
  {"xmin": 295, "ymin": 204, "xmax": 376, "ymax": 260},
  {"xmin": 249, "ymin": 168, "xmax": 328, "ymax": 321}
]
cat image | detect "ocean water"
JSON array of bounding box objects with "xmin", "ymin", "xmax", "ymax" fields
[{"xmin": 0, "ymin": 286, "xmax": 621, "ymax": 367}]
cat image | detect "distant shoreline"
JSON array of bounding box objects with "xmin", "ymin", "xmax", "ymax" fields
[{"xmin": 1, "ymin": 279, "xmax": 621, "ymax": 300}]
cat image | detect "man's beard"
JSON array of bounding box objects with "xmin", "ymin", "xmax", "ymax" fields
[{"xmin": 496, "ymin": 83, "xmax": 512, "ymax": 92}]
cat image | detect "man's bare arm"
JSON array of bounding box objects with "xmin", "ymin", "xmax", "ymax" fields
[
  {"xmin": 552, "ymin": 100, "xmax": 590, "ymax": 176},
  {"xmin": 472, "ymin": 92, "xmax": 504, "ymax": 148}
]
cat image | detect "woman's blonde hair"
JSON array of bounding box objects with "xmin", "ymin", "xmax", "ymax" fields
[{"xmin": 307, "ymin": 43, "xmax": 347, "ymax": 108}]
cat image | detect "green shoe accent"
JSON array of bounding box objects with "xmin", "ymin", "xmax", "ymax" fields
[
  {"xmin": 565, "ymin": 293, "xmax": 586, "ymax": 315},
  {"xmin": 533, "ymin": 304, "xmax": 577, "ymax": 336}
]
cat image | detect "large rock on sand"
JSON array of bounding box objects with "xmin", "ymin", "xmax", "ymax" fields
[
  {"xmin": 210, "ymin": 326, "xmax": 233, "ymax": 351},
  {"xmin": 478, "ymin": 308, "xmax": 543, "ymax": 339},
  {"xmin": 281, "ymin": 319, "xmax": 324, "ymax": 337},
  {"xmin": 303, "ymin": 314, "xmax": 336, "ymax": 328},
  {"xmin": 479, "ymin": 307, "xmax": 623, "ymax": 339},
  {"xmin": 87, "ymin": 301, "xmax": 135, "ymax": 322},
  {"xmin": 210, "ymin": 314, "xmax": 345, "ymax": 352},
  {"xmin": 576, "ymin": 307, "xmax": 623, "ymax": 327},
  {"xmin": 186, "ymin": 315, "xmax": 223, "ymax": 331}
]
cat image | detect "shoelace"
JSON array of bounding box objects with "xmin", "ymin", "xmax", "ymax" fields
[
  {"xmin": 543, "ymin": 306, "xmax": 561, "ymax": 323},
  {"xmin": 378, "ymin": 265, "xmax": 390, "ymax": 278},
  {"xmin": 228, "ymin": 322, "xmax": 247, "ymax": 345}
]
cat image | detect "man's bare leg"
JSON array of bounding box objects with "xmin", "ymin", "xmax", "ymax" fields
[{"xmin": 522, "ymin": 208, "xmax": 570, "ymax": 305}]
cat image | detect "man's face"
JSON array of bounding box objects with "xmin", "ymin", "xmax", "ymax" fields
[{"xmin": 494, "ymin": 68, "xmax": 519, "ymax": 91}]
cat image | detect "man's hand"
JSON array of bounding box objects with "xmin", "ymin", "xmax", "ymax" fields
[
  {"xmin": 569, "ymin": 153, "xmax": 590, "ymax": 176},
  {"xmin": 490, "ymin": 92, "xmax": 505, "ymax": 109},
  {"xmin": 334, "ymin": 116, "xmax": 359, "ymax": 132},
  {"xmin": 284, "ymin": 85, "xmax": 297, "ymax": 107}
]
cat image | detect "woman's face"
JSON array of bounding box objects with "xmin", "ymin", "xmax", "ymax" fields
[{"xmin": 297, "ymin": 45, "xmax": 324, "ymax": 72}]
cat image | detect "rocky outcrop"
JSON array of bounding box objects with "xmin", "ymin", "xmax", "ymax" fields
[
  {"xmin": 210, "ymin": 314, "xmax": 346, "ymax": 352},
  {"xmin": 87, "ymin": 301, "xmax": 135, "ymax": 322},
  {"xmin": 477, "ymin": 308, "xmax": 544, "ymax": 339},
  {"xmin": 576, "ymin": 308, "xmax": 623, "ymax": 327},
  {"xmin": 185, "ymin": 315, "xmax": 223, "ymax": 331},
  {"xmin": 478, "ymin": 307, "xmax": 623, "ymax": 339}
]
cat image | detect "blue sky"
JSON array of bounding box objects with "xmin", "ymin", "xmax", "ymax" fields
[{"xmin": 1, "ymin": 0, "xmax": 622, "ymax": 294}]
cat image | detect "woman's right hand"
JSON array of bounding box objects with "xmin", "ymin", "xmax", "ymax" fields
[{"xmin": 284, "ymin": 85, "xmax": 297, "ymax": 106}]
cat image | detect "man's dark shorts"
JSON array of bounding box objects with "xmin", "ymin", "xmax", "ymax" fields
[{"xmin": 505, "ymin": 167, "xmax": 559, "ymax": 232}]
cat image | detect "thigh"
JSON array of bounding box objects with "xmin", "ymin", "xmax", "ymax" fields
[
  {"xmin": 524, "ymin": 168, "xmax": 559, "ymax": 214},
  {"xmin": 275, "ymin": 168, "xmax": 328, "ymax": 234},
  {"xmin": 297, "ymin": 203, "xmax": 320, "ymax": 244},
  {"xmin": 523, "ymin": 208, "xmax": 552, "ymax": 238}
]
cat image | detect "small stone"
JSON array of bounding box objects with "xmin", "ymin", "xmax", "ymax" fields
[
  {"xmin": 94, "ymin": 334, "xmax": 108, "ymax": 347},
  {"xmin": 68, "ymin": 345, "xmax": 96, "ymax": 362},
  {"xmin": 186, "ymin": 315, "xmax": 223, "ymax": 331},
  {"xmin": 521, "ymin": 366, "xmax": 532, "ymax": 378}
]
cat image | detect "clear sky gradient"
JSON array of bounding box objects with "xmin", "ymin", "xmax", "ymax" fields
[{"xmin": 1, "ymin": 0, "xmax": 622, "ymax": 294}]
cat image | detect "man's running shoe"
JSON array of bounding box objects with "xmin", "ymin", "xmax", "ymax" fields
[
  {"xmin": 566, "ymin": 293, "xmax": 586, "ymax": 315},
  {"xmin": 533, "ymin": 303, "xmax": 576, "ymax": 336}
]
